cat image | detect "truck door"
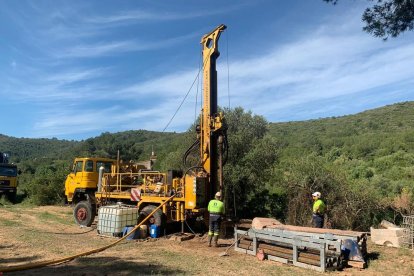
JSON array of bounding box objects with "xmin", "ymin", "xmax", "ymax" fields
[
  {"xmin": 82, "ymin": 159, "xmax": 95, "ymax": 188},
  {"xmin": 74, "ymin": 160, "xmax": 84, "ymax": 186}
]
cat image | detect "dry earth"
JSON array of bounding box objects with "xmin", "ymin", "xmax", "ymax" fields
[{"xmin": 0, "ymin": 204, "xmax": 413, "ymax": 275}]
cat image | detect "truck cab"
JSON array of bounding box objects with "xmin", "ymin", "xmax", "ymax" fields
[
  {"xmin": 65, "ymin": 157, "xmax": 115, "ymax": 204},
  {"xmin": 0, "ymin": 163, "xmax": 18, "ymax": 202},
  {"xmin": 65, "ymin": 157, "xmax": 116, "ymax": 226},
  {"xmin": 0, "ymin": 152, "xmax": 19, "ymax": 202}
]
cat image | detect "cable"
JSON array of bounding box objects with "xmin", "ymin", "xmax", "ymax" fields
[
  {"xmin": 220, "ymin": 228, "xmax": 252, "ymax": 256},
  {"xmin": 226, "ymin": 31, "xmax": 231, "ymax": 110},
  {"xmin": 184, "ymin": 219, "xmax": 197, "ymax": 235},
  {"xmin": 162, "ymin": 48, "xmax": 213, "ymax": 133},
  {"xmin": 182, "ymin": 138, "xmax": 200, "ymax": 167},
  {"xmin": 32, "ymin": 227, "xmax": 96, "ymax": 235},
  {"xmin": 195, "ymin": 51, "xmax": 202, "ymax": 122},
  {"xmin": 0, "ymin": 194, "xmax": 175, "ymax": 273}
]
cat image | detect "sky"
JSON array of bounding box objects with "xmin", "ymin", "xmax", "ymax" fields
[{"xmin": 1, "ymin": 0, "xmax": 413, "ymax": 140}]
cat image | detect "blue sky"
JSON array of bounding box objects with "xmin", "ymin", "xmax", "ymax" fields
[{"xmin": 1, "ymin": 0, "xmax": 413, "ymax": 140}]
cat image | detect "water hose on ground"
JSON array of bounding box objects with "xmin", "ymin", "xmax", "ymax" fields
[{"xmin": 0, "ymin": 194, "xmax": 175, "ymax": 273}]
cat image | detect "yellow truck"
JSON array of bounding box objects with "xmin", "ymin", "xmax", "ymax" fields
[
  {"xmin": 0, "ymin": 152, "xmax": 19, "ymax": 202},
  {"xmin": 65, "ymin": 157, "xmax": 116, "ymax": 226},
  {"xmin": 65, "ymin": 157, "xmax": 153, "ymax": 226},
  {"xmin": 65, "ymin": 25, "xmax": 228, "ymax": 230}
]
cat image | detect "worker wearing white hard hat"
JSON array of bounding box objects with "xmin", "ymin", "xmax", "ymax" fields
[
  {"xmin": 207, "ymin": 191, "xmax": 225, "ymax": 247},
  {"xmin": 312, "ymin": 191, "xmax": 326, "ymax": 228}
]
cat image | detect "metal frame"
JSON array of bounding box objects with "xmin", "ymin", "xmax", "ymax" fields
[
  {"xmin": 234, "ymin": 227, "xmax": 343, "ymax": 272},
  {"xmin": 402, "ymin": 215, "xmax": 414, "ymax": 249}
]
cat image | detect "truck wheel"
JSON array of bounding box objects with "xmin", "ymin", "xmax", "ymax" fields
[
  {"xmin": 74, "ymin": 201, "xmax": 96, "ymax": 227},
  {"xmin": 139, "ymin": 205, "xmax": 163, "ymax": 227},
  {"xmin": 7, "ymin": 190, "xmax": 16, "ymax": 203}
]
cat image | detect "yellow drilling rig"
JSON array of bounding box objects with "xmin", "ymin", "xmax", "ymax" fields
[{"xmin": 65, "ymin": 25, "xmax": 228, "ymax": 231}]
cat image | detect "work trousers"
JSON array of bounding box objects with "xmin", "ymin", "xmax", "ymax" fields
[
  {"xmin": 312, "ymin": 214, "xmax": 324, "ymax": 228},
  {"xmin": 208, "ymin": 214, "xmax": 222, "ymax": 236}
]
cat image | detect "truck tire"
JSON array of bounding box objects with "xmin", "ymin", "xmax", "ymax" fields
[
  {"xmin": 139, "ymin": 205, "xmax": 163, "ymax": 227},
  {"xmin": 74, "ymin": 201, "xmax": 96, "ymax": 227},
  {"xmin": 7, "ymin": 190, "xmax": 16, "ymax": 203}
]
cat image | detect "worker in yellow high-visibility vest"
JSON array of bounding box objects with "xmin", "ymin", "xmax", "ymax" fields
[
  {"xmin": 207, "ymin": 191, "xmax": 225, "ymax": 247},
  {"xmin": 312, "ymin": 191, "xmax": 326, "ymax": 228}
]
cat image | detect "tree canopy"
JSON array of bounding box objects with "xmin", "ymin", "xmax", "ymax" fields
[{"xmin": 324, "ymin": 0, "xmax": 414, "ymax": 39}]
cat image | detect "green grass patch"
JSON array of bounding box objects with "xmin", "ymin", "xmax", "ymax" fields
[
  {"xmin": 37, "ymin": 211, "xmax": 73, "ymax": 225},
  {"xmin": 0, "ymin": 218, "xmax": 22, "ymax": 227},
  {"xmin": 0, "ymin": 196, "xmax": 13, "ymax": 206}
]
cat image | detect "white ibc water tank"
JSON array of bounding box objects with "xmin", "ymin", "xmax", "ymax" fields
[{"xmin": 97, "ymin": 204, "xmax": 139, "ymax": 237}]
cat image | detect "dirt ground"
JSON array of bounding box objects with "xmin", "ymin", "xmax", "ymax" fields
[{"xmin": 0, "ymin": 204, "xmax": 413, "ymax": 275}]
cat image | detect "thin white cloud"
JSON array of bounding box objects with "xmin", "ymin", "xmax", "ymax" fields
[
  {"xmin": 1, "ymin": 66, "xmax": 112, "ymax": 102},
  {"xmin": 44, "ymin": 68, "xmax": 109, "ymax": 85},
  {"xmin": 57, "ymin": 32, "xmax": 197, "ymax": 58},
  {"xmin": 117, "ymin": 70, "xmax": 198, "ymax": 97},
  {"xmin": 60, "ymin": 40, "xmax": 138, "ymax": 58},
  {"xmin": 31, "ymin": 97, "xmax": 194, "ymax": 137},
  {"xmin": 86, "ymin": 6, "xmax": 244, "ymax": 25}
]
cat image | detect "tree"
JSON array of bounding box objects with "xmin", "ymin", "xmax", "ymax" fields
[{"xmin": 324, "ymin": 0, "xmax": 414, "ymax": 39}]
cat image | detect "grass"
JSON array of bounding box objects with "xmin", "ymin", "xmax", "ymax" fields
[
  {"xmin": 1, "ymin": 205, "xmax": 414, "ymax": 275},
  {"xmin": 37, "ymin": 211, "xmax": 73, "ymax": 225},
  {"xmin": 0, "ymin": 218, "xmax": 22, "ymax": 227},
  {"xmin": 0, "ymin": 196, "xmax": 13, "ymax": 206}
]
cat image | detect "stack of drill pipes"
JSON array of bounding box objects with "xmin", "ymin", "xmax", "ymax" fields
[
  {"xmin": 238, "ymin": 242, "xmax": 339, "ymax": 268},
  {"xmin": 238, "ymin": 242, "xmax": 320, "ymax": 266},
  {"xmin": 238, "ymin": 238, "xmax": 338, "ymax": 267},
  {"xmin": 239, "ymin": 238, "xmax": 339, "ymax": 258},
  {"xmin": 253, "ymin": 236, "xmax": 340, "ymax": 256}
]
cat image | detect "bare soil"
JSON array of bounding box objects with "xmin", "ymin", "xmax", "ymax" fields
[{"xmin": 0, "ymin": 204, "xmax": 413, "ymax": 275}]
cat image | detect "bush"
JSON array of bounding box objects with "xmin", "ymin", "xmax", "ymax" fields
[{"xmin": 23, "ymin": 162, "xmax": 67, "ymax": 205}]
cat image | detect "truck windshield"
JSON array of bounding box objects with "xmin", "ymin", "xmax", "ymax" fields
[
  {"xmin": 96, "ymin": 162, "xmax": 112, "ymax": 173},
  {"xmin": 0, "ymin": 166, "xmax": 17, "ymax": 177}
]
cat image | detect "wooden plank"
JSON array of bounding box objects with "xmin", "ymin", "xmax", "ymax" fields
[
  {"xmin": 348, "ymin": 261, "xmax": 367, "ymax": 269},
  {"xmin": 252, "ymin": 217, "xmax": 283, "ymax": 230}
]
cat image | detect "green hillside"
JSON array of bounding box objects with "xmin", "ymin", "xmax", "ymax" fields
[
  {"xmin": 1, "ymin": 102, "xmax": 414, "ymax": 231},
  {"xmin": 266, "ymin": 102, "xmax": 414, "ymax": 229},
  {"xmin": 269, "ymin": 101, "xmax": 414, "ymax": 160},
  {"xmin": 0, "ymin": 134, "xmax": 79, "ymax": 162}
]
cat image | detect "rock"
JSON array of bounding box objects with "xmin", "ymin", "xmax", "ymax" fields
[{"xmin": 252, "ymin": 217, "xmax": 283, "ymax": 230}]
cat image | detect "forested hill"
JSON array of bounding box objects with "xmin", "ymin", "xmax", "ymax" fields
[
  {"xmin": 269, "ymin": 101, "xmax": 414, "ymax": 161},
  {"xmin": 0, "ymin": 130, "xmax": 184, "ymax": 164},
  {"xmin": 2, "ymin": 101, "xmax": 413, "ymax": 164},
  {"xmin": 1, "ymin": 102, "xmax": 414, "ymax": 230},
  {"xmin": 265, "ymin": 101, "xmax": 414, "ymax": 229},
  {"xmin": 0, "ymin": 134, "xmax": 79, "ymax": 162}
]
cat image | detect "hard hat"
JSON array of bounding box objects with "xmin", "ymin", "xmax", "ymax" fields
[
  {"xmin": 215, "ymin": 192, "xmax": 221, "ymax": 198},
  {"xmin": 312, "ymin": 192, "xmax": 321, "ymax": 198}
]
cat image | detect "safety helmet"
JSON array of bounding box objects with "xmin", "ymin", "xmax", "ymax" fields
[
  {"xmin": 215, "ymin": 192, "xmax": 221, "ymax": 198},
  {"xmin": 312, "ymin": 192, "xmax": 321, "ymax": 198}
]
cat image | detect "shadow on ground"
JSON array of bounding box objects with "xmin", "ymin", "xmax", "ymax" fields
[
  {"xmin": 5, "ymin": 256, "xmax": 185, "ymax": 275},
  {"xmin": 0, "ymin": 255, "xmax": 41, "ymax": 264},
  {"xmin": 365, "ymin": 251, "xmax": 380, "ymax": 268}
]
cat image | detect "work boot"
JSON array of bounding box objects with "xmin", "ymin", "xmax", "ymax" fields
[
  {"xmin": 207, "ymin": 235, "xmax": 213, "ymax": 247},
  {"xmin": 213, "ymin": 235, "xmax": 219, "ymax": 247}
]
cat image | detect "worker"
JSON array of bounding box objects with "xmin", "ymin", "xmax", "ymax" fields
[
  {"xmin": 207, "ymin": 191, "xmax": 225, "ymax": 247},
  {"xmin": 312, "ymin": 191, "xmax": 326, "ymax": 228}
]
